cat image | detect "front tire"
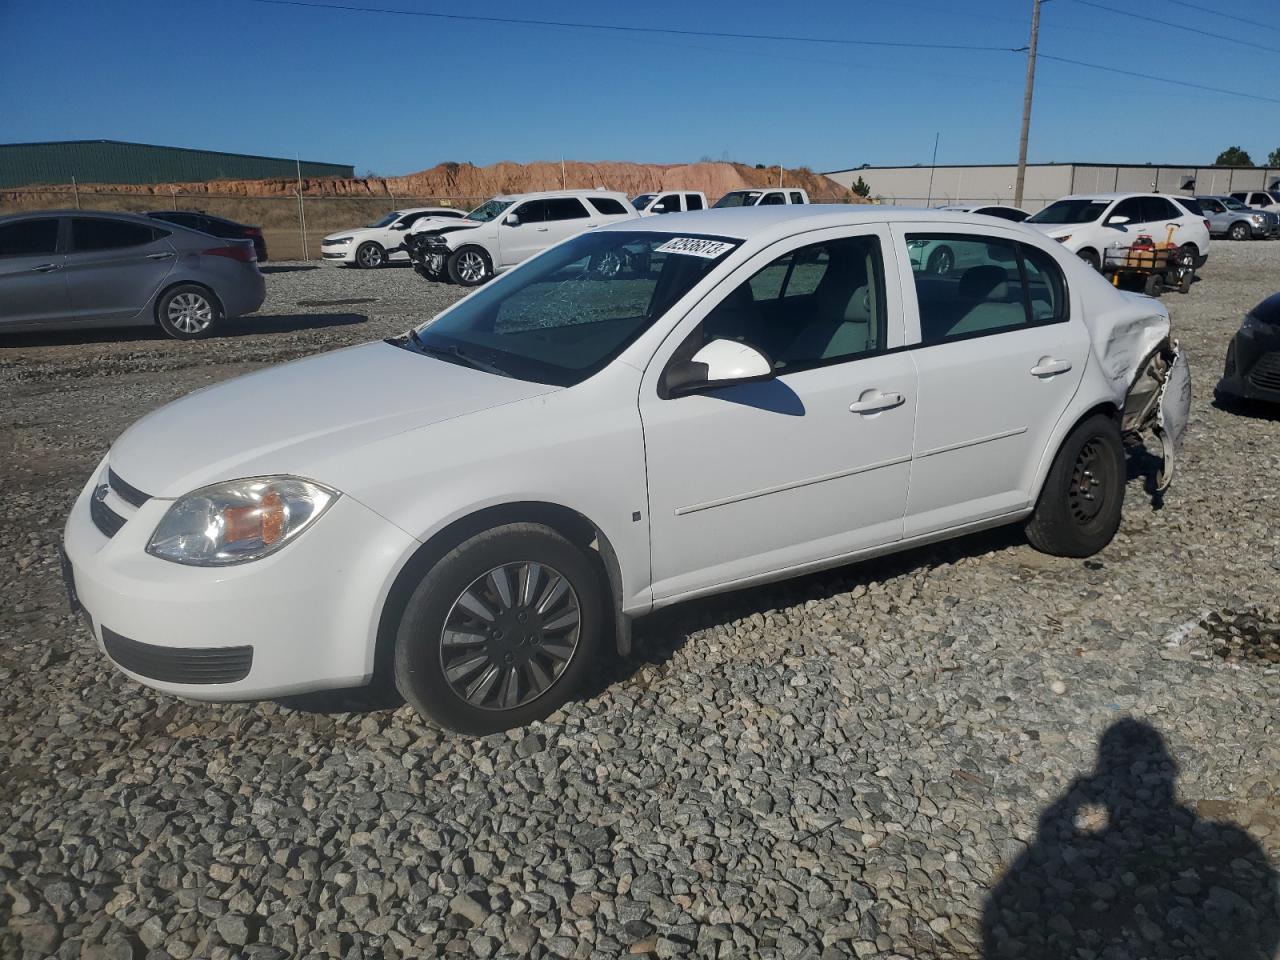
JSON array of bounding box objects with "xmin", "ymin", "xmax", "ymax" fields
[
  {"xmin": 156, "ymin": 284, "xmax": 221, "ymax": 340},
  {"xmin": 1025, "ymin": 414, "xmax": 1125, "ymax": 558},
  {"xmin": 1229, "ymin": 221, "xmax": 1250, "ymax": 241},
  {"xmin": 1077, "ymin": 248, "xmax": 1101, "ymax": 271},
  {"xmin": 393, "ymin": 523, "xmax": 604, "ymax": 734},
  {"xmin": 447, "ymin": 246, "xmax": 493, "ymax": 286},
  {"xmin": 355, "ymin": 241, "xmax": 386, "ymax": 269}
]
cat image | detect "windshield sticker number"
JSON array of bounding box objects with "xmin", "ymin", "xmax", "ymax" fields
[{"xmin": 655, "ymin": 237, "xmax": 734, "ymax": 259}]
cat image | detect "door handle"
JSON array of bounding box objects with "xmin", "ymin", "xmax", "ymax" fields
[
  {"xmin": 145, "ymin": 252, "xmax": 175, "ymax": 260},
  {"xmin": 1030, "ymin": 358, "xmax": 1072, "ymax": 377},
  {"xmin": 31, "ymin": 263, "xmax": 62, "ymax": 272},
  {"xmin": 536, "ymin": 227, "xmax": 549, "ymax": 232},
  {"xmin": 849, "ymin": 392, "xmax": 905, "ymax": 413}
]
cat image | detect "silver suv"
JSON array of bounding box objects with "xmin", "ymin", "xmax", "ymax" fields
[{"xmin": 1195, "ymin": 195, "xmax": 1278, "ymax": 241}]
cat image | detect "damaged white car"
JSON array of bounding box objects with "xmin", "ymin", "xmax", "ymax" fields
[{"xmin": 63, "ymin": 207, "xmax": 1189, "ymax": 734}]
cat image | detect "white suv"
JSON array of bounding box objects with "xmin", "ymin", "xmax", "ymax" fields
[
  {"xmin": 406, "ymin": 190, "xmax": 637, "ymax": 285},
  {"xmin": 321, "ymin": 208, "xmax": 468, "ymax": 268},
  {"xmin": 65, "ymin": 207, "xmax": 1189, "ymax": 734},
  {"xmin": 713, "ymin": 188, "xmax": 810, "ymax": 208},
  {"xmin": 1026, "ymin": 193, "xmax": 1210, "ymax": 271},
  {"xmin": 1230, "ymin": 190, "xmax": 1280, "ymax": 214},
  {"xmin": 632, "ymin": 191, "xmax": 708, "ymax": 216}
]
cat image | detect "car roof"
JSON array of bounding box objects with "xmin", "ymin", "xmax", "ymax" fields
[
  {"xmin": 492, "ymin": 189, "xmax": 631, "ymax": 202},
  {"xmin": 0, "ymin": 208, "xmax": 168, "ymax": 225},
  {"xmin": 599, "ymin": 204, "xmax": 1040, "ymax": 241},
  {"xmin": 1053, "ymin": 192, "xmax": 1179, "ymax": 201}
]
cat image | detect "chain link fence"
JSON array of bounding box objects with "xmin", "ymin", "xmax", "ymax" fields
[{"xmin": 0, "ymin": 190, "xmax": 489, "ymax": 261}]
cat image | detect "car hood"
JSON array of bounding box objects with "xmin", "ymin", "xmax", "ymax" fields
[
  {"xmin": 1025, "ymin": 223, "xmax": 1078, "ymax": 240},
  {"xmin": 109, "ymin": 341, "xmax": 559, "ymax": 499},
  {"xmin": 323, "ymin": 226, "xmax": 383, "ymax": 241}
]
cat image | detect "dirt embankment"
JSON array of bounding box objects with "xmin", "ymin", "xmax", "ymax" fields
[{"xmin": 0, "ymin": 159, "xmax": 856, "ymax": 204}]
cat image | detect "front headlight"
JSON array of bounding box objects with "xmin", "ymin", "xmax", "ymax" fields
[
  {"xmin": 147, "ymin": 477, "xmax": 338, "ymax": 566},
  {"xmin": 1251, "ymin": 215, "xmax": 1266, "ymax": 223}
]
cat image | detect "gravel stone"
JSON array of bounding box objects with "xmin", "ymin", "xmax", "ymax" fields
[{"xmin": 2, "ymin": 247, "xmax": 1278, "ymax": 958}]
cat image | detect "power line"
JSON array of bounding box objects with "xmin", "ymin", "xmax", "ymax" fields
[
  {"xmin": 1159, "ymin": 0, "xmax": 1280, "ymax": 35},
  {"xmin": 1066, "ymin": 0, "xmax": 1280, "ymax": 54},
  {"xmin": 1038, "ymin": 52, "xmax": 1280, "ymax": 104},
  {"xmin": 239, "ymin": 0, "xmax": 1021, "ymax": 51}
]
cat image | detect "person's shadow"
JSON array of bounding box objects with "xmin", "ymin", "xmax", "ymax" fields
[{"xmin": 983, "ymin": 719, "xmax": 1279, "ymax": 959}]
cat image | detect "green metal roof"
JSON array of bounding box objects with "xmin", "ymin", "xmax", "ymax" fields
[{"xmin": 0, "ymin": 140, "xmax": 354, "ymax": 188}]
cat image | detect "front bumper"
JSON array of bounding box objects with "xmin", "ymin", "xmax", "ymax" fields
[
  {"xmin": 1216, "ymin": 330, "xmax": 1280, "ymax": 404},
  {"xmin": 62, "ymin": 462, "xmax": 418, "ymax": 701},
  {"xmin": 321, "ymin": 243, "xmax": 354, "ymax": 263}
]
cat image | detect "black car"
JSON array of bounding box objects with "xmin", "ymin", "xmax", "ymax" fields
[
  {"xmin": 146, "ymin": 210, "xmax": 267, "ymax": 262},
  {"xmin": 1216, "ymin": 292, "xmax": 1280, "ymax": 405}
]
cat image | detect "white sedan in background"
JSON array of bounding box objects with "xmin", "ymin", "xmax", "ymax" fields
[
  {"xmin": 321, "ymin": 207, "xmax": 468, "ymax": 268},
  {"xmin": 63, "ymin": 207, "xmax": 1188, "ymax": 734}
]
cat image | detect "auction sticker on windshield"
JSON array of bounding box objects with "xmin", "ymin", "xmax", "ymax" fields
[{"xmin": 655, "ymin": 237, "xmax": 735, "ymax": 259}]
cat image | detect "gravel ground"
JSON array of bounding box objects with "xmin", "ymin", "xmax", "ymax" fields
[{"xmin": 2, "ymin": 249, "xmax": 1278, "ymax": 960}]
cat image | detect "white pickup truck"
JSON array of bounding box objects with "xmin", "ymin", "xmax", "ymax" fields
[
  {"xmin": 631, "ymin": 191, "xmax": 708, "ymax": 216},
  {"xmin": 713, "ymin": 188, "xmax": 810, "ymax": 208}
]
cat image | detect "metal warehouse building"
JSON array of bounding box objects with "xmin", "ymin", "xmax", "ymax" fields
[
  {"xmin": 0, "ymin": 140, "xmax": 354, "ymax": 189},
  {"xmin": 825, "ymin": 162, "xmax": 1280, "ymax": 212}
]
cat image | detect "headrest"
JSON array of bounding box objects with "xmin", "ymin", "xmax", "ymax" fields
[{"xmin": 959, "ymin": 265, "xmax": 1009, "ymax": 301}]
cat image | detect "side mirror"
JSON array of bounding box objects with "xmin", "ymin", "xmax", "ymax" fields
[
  {"xmin": 663, "ymin": 339, "xmax": 773, "ymax": 397},
  {"xmin": 503, "ymin": 213, "xmax": 520, "ymax": 226},
  {"xmin": 391, "ymin": 222, "xmax": 408, "ymax": 230},
  {"xmin": 1107, "ymin": 215, "xmax": 1130, "ymax": 226}
]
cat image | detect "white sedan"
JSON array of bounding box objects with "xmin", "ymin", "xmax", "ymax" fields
[
  {"xmin": 320, "ymin": 207, "xmax": 468, "ymax": 268},
  {"xmin": 63, "ymin": 207, "xmax": 1189, "ymax": 733}
]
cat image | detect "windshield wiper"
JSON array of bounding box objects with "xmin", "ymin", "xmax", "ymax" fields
[{"xmin": 414, "ymin": 338, "xmax": 510, "ymax": 377}]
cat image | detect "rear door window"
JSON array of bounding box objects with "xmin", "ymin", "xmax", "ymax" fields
[
  {"xmin": 71, "ymin": 219, "xmax": 159, "ymax": 252},
  {"xmin": 0, "ymin": 219, "xmax": 60, "ymax": 257},
  {"xmin": 760, "ymin": 192, "xmax": 787, "ymax": 206},
  {"xmin": 1141, "ymin": 197, "xmax": 1180, "ymax": 222},
  {"xmin": 790, "ymin": 192, "xmax": 805, "ymax": 204},
  {"xmin": 907, "ymin": 235, "xmax": 1063, "ymax": 344},
  {"xmin": 685, "ymin": 193, "xmax": 704, "ymax": 211},
  {"xmin": 544, "ymin": 198, "xmax": 589, "ymax": 221}
]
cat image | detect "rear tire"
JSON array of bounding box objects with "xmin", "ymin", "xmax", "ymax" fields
[
  {"xmin": 393, "ymin": 523, "xmax": 604, "ymax": 734},
  {"xmin": 447, "ymin": 246, "xmax": 493, "ymax": 286},
  {"xmin": 1025, "ymin": 414, "xmax": 1125, "ymax": 558},
  {"xmin": 155, "ymin": 284, "xmax": 221, "ymax": 340}
]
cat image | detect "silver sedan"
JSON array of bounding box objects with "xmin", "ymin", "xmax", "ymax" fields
[{"xmin": 0, "ymin": 210, "xmax": 266, "ymax": 339}]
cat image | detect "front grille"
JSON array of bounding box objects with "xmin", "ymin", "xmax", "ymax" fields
[
  {"xmin": 108, "ymin": 469, "xmax": 150, "ymax": 508},
  {"xmin": 102, "ymin": 627, "xmax": 253, "ymax": 684},
  {"xmin": 90, "ymin": 494, "xmax": 126, "ymax": 538},
  {"xmin": 1248, "ymin": 351, "xmax": 1280, "ymax": 392}
]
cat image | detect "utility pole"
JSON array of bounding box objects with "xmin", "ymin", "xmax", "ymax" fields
[
  {"xmin": 295, "ymin": 156, "xmax": 309, "ymax": 261},
  {"xmin": 1014, "ymin": 0, "xmax": 1041, "ymax": 208},
  {"xmin": 925, "ymin": 133, "xmax": 940, "ymax": 206}
]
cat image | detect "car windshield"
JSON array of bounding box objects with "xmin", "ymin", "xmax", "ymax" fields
[
  {"xmin": 368, "ymin": 212, "xmax": 402, "ymax": 228},
  {"xmin": 406, "ymin": 231, "xmax": 739, "ymax": 386},
  {"xmin": 632, "ymin": 194, "xmax": 656, "ymax": 210},
  {"xmin": 1223, "ymin": 198, "xmax": 1249, "ymax": 210},
  {"xmin": 466, "ymin": 199, "xmax": 514, "ymax": 223},
  {"xmin": 713, "ymin": 191, "xmax": 762, "ymax": 208},
  {"xmin": 1027, "ymin": 199, "xmax": 1111, "ymax": 224}
]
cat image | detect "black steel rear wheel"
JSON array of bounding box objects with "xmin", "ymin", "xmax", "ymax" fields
[{"xmin": 1026, "ymin": 414, "xmax": 1125, "ymax": 557}]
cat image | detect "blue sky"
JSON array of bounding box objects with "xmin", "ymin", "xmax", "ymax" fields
[{"xmin": 3, "ymin": 0, "xmax": 1278, "ymax": 175}]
